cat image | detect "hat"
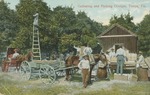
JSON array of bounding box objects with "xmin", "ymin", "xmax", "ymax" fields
[
  {"xmin": 139, "ymin": 51, "xmax": 143, "ymax": 54},
  {"xmin": 14, "ymin": 48, "xmax": 18, "ymax": 52},
  {"xmin": 101, "ymin": 51, "xmax": 104, "ymax": 54},
  {"xmin": 119, "ymin": 45, "xmax": 122, "ymax": 48},
  {"xmin": 106, "ymin": 50, "xmax": 109, "ymax": 53},
  {"xmin": 111, "ymin": 48, "xmax": 114, "ymax": 50},
  {"xmin": 83, "ymin": 55, "xmax": 89, "ymax": 58}
]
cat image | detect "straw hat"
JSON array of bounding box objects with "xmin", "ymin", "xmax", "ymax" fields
[
  {"xmin": 139, "ymin": 51, "xmax": 143, "ymax": 54},
  {"xmin": 83, "ymin": 55, "xmax": 89, "ymax": 58},
  {"xmin": 14, "ymin": 48, "xmax": 18, "ymax": 52},
  {"xmin": 111, "ymin": 48, "xmax": 114, "ymax": 50},
  {"xmin": 106, "ymin": 50, "xmax": 109, "ymax": 53}
]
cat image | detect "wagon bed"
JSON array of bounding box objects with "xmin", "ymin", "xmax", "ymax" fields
[{"xmin": 20, "ymin": 59, "xmax": 78, "ymax": 85}]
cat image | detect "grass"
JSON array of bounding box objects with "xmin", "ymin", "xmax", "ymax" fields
[
  {"xmin": 0, "ymin": 73, "xmax": 150, "ymax": 95},
  {"xmin": 76, "ymin": 82, "xmax": 150, "ymax": 95}
]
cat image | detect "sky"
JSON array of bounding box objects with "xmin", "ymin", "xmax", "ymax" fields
[{"xmin": 4, "ymin": 0, "xmax": 150, "ymax": 25}]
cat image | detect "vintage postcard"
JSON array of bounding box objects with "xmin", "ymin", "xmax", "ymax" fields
[{"xmin": 0, "ymin": 0, "xmax": 150, "ymax": 95}]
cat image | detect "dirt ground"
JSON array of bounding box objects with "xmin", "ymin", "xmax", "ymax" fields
[
  {"xmin": 0, "ymin": 67, "xmax": 150, "ymax": 95},
  {"xmin": 0, "ymin": 71, "xmax": 128, "ymax": 95},
  {"xmin": 0, "ymin": 67, "xmax": 136, "ymax": 90}
]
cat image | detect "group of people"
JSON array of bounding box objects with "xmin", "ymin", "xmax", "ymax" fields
[
  {"xmin": 74, "ymin": 43, "xmax": 104, "ymax": 88},
  {"xmin": 65, "ymin": 43, "xmax": 100, "ymax": 88},
  {"xmin": 76, "ymin": 44, "xmax": 145, "ymax": 88},
  {"xmin": 66, "ymin": 43, "xmax": 101, "ymax": 61},
  {"xmin": 110, "ymin": 45, "xmax": 145, "ymax": 75}
]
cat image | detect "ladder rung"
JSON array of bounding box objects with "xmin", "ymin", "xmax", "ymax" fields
[
  {"xmin": 33, "ymin": 40, "xmax": 39, "ymax": 41},
  {"xmin": 34, "ymin": 44, "xmax": 39, "ymax": 46},
  {"xmin": 33, "ymin": 52, "xmax": 40, "ymax": 54},
  {"xmin": 33, "ymin": 48, "xmax": 40, "ymax": 49},
  {"xmin": 33, "ymin": 56, "xmax": 41, "ymax": 58},
  {"xmin": 33, "ymin": 39, "xmax": 39, "ymax": 40}
]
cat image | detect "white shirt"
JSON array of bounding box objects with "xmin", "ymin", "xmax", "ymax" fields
[
  {"xmin": 83, "ymin": 47, "xmax": 92, "ymax": 55},
  {"xmin": 74, "ymin": 46, "xmax": 81, "ymax": 53},
  {"xmin": 33, "ymin": 13, "xmax": 39, "ymax": 26},
  {"xmin": 12, "ymin": 52, "xmax": 19, "ymax": 59},
  {"xmin": 116, "ymin": 48, "xmax": 125, "ymax": 56},
  {"xmin": 98, "ymin": 60, "xmax": 106, "ymax": 68},
  {"xmin": 78, "ymin": 59, "xmax": 90, "ymax": 69},
  {"xmin": 137, "ymin": 55, "xmax": 144, "ymax": 64},
  {"xmin": 109, "ymin": 51, "xmax": 116, "ymax": 58}
]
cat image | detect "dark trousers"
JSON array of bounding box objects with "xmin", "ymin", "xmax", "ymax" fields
[{"xmin": 116, "ymin": 55, "xmax": 125, "ymax": 74}]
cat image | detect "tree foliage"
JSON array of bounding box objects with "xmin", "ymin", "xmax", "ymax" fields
[
  {"xmin": 11, "ymin": 0, "xmax": 52, "ymax": 53},
  {"xmin": 109, "ymin": 12, "xmax": 137, "ymax": 32},
  {"xmin": 0, "ymin": 0, "xmax": 18, "ymax": 51},
  {"xmin": 1, "ymin": 0, "xmax": 149, "ymax": 57},
  {"xmin": 137, "ymin": 14, "xmax": 150, "ymax": 56},
  {"xmin": 0, "ymin": 0, "xmax": 103, "ymax": 55}
]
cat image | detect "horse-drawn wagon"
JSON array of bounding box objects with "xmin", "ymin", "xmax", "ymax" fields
[
  {"xmin": 19, "ymin": 59, "xmax": 78, "ymax": 84},
  {"xmin": 1, "ymin": 48, "xmax": 79, "ymax": 84}
]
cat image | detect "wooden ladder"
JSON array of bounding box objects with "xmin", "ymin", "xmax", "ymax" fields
[{"xmin": 32, "ymin": 26, "xmax": 41, "ymax": 60}]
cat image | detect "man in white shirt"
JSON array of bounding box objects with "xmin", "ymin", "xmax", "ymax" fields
[
  {"xmin": 12, "ymin": 49, "xmax": 19, "ymax": 59},
  {"xmin": 33, "ymin": 12, "xmax": 39, "ymax": 26},
  {"xmin": 83, "ymin": 44, "xmax": 94, "ymax": 64},
  {"xmin": 78, "ymin": 55, "xmax": 90, "ymax": 88},
  {"xmin": 33, "ymin": 12, "xmax": 39, "ymax": 31},
  {"xmin": 136, "ymin": 51, "xmax": 144, "ymax": 68},
  {"xmin": 83, "ymin": 45, "xmax": 92, "ymax": 55},
  {"xmin": 109, "ymin": 48, "xmax": 116, "ymax": 58},
  {"xmin": 116, "ymin": 45, "xmax": 125, "ymax": 75},
  {"xmin": 74, "ymin": 45, "xmax": 81, "ymax": 56}
]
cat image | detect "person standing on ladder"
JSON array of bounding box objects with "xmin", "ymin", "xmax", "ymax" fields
[
  {"xmin": 32, "ymin": 12, "xmax": 41, "ymax": 60},
  {"xmin": 33, "ymin": 12, "xmax": 39, "ymax": 31}
]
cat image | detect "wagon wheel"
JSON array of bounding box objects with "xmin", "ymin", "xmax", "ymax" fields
[
  {"xmin": 19, "ymin": 61, "xmax": 31, "ymax": 81},
  {"xmin": 39, "ymin": 65, "xmax": 56, "ymax": 84}
]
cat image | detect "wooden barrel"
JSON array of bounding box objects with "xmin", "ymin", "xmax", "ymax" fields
[
  {"xmin": 97, "ymin": 67, "xmax": 107, "ymax": 79},
  {"xmin": 137, "ymin": 67, "xmax": 148, "ymax": 81}
]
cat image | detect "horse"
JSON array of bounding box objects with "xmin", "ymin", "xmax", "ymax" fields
[
  {"xmin": 65, "ymin": 56, "xmax": 80, "ymax": 80},
  {"xmin": 65, "ymin": 53, "xmax": 108, "ymax": 84},
  {"xmin": 14, "ymin": 51, "xmax": 33, "ymax": 71},
  {"xmin": 2, "ymin": 51, "xmax": 33, "ymax": 72}
]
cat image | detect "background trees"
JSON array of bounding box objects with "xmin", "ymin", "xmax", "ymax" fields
[
  {"xmin": 11, "ymin": 0, "xmax": 52, "ymax": 54},
  {"xmin": 137, "ymin": 14, "xmax": 150, "ymax": 56},
  {"xmin": 0, "ymin": 0, "xmax": 18, "ymax": 51},
  {"xmin": 109, "ymin": 12, "xmax": 137, "ymax": 32},
  {"xmin": 0, "ymin": 0, "xmax": 149, "ymax": 57},
  {"xmin": 0, "ymin": 0, "xmax": 103, "ymax": 57}
]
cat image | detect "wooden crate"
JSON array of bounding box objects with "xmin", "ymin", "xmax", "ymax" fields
[
  {"xmin": 114, "ymin": 73, "xmax": 137, "ymax": 81},
  {"xmin": 128, "ymin": 74, "xmax": 138, "ymax": 81},
  {"xmin": 144, "ymin": 57, "xmax": 150, "ymax": 69},
  {"xmin": 114, "ymin": 73, "xmax": 128, "ymax": 81}
]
